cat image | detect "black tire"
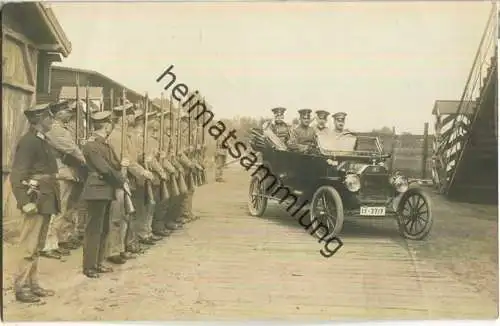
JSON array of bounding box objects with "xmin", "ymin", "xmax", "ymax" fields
[
  {"xmin": 248, "ymin": 176, "xmax": 268, "ymax": 217},
  {"xmin": 397, "ymin": 189, "xmax": 433, "ymax": 240},
  {"xmin": 309, "ymin": 186, "xmax": 344, "ymax": 239}
]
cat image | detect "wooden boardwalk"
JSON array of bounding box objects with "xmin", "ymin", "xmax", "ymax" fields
[{"xmin": 2, "ymin": 166, "xmax": 497, "ymax": 321}]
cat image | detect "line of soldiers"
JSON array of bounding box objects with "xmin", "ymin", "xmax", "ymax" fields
[
  {"xmin": 9, "ymin": 95, "xmax": 207, "ymax": 303},
  {"xmin": 264, "ymin": 107, "xmax": 350, "ymax": 153}
]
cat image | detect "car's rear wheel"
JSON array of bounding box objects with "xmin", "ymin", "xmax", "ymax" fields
[
  {"xmin": 248, "ymin": 176, "xmax": 268, "ymax": 217},
  {"xmin": 397, "ymin": 189, "xmax": 433, "ymax": 240},
  {"xmin": 309, "ymin": 186, "xmax": 344, "ymax": 239}
]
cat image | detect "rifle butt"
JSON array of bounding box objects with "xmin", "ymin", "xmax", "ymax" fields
[
  {"xmin": 124, "ymin": 193, "xmax": 136, "ymax": 214},
  {"xmin": 177, "ymin": 173, "xmax": 189, "ymax": 194},
  {"xmin": 145, "ymin": 181, "xmax": 156, "ymax": 205},
  {"xmin": 160, "ymin": 181, "xmax": 170, "ymax": 201},
  {"xmin": 170, "ymin": 174, "xmax": 180, "ymax": 197}
]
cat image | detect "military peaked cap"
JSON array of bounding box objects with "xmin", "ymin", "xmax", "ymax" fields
[
  {"xmin": 298, "ymin": 109, "xmax": 312, "ymax": 116},
  {"xmin": 315, "ymin": 110, "xmax": 330, "ymax": 119},
  {"xmin": 272, "ymin": 107, "xmax": 286, "ymax": 114},
  {"xmin": 24, "ymin": 103, "xmax": 52, "ymax": 117},
  {"xmin": 91, "ymin": 110, "xmax": 112, "ymax": 123},
  {"xmin": 112, "ymin": 103, "xmax": 135, "ymax": 115},
  {"xmin": 332, "ymin": 112, "xmax": 347, "ymax": 120}
]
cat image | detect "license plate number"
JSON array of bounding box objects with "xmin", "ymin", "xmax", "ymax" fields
[{"xmin": 360, "ymin": 206, "xmax": 386, "ymax": 216}]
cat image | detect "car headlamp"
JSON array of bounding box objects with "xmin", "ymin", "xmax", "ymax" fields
[
  {"xmin": 344, "ymin": 173, "xmax": 361, "ymax": 192},
  {"xmin": 391, "ymin": 174, "xmax": 409, "ymax": 193}
]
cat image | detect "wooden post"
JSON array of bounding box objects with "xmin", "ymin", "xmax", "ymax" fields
[
  {"xmin": 389, "ymin": 126, "xmax": 396, "ymax": 171},
  {"xmin": 422, "ymin": 122, "xmax": 429, "ymax": 179}
]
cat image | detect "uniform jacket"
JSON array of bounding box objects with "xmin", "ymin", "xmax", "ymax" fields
[
  {"xmin": 270, "ymin": 121, "xmax": 291, "ymax": 144},
  {"xmin": 81, "ymin": 134, "xmax": 126, "ymax": 201},
  {"xmin": 44, "ymin": 120, "xmax": 86, "ymax": 182},
  {"xmin": 287, "ymin": 124, "xmax": 317, "ymax": 152},
  {"xmin": 10, "ymin": 127, "xmax": 61, "ymax": 215}
]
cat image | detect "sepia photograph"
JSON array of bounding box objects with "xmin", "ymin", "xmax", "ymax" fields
[{"xmin": 1, "ymin": 0, "xmax": 498, "ymax": 321}]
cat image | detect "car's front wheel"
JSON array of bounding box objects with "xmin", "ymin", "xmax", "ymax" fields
[
  {"xmin": 248, "ymin": 176, "xmax": 268, "ymax": 217},
  {"xmin": 309, "ymin": 186, "xmax": 344, "ymax": 240},
  {"xmin": 397, "ymin": 189, "xmax": 433, "ymax": 240}
]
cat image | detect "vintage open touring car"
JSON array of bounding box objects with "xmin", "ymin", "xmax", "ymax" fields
[{"xmin": 247, "ymin": 127, "xmax": 433, "ymax": 241}]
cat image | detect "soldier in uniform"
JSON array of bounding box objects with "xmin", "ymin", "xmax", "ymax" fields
[
  {"xmin": 331, "ymin": 112, "xmax": 350, "ymax": 136},
  {"xmin": 104, "ymin": 104, "xmax": 136, "ymax": 264},
  {"xmin": 41, "ymin": 100, "xmax": 87, "ymax": 259},
  {"xmin": 135, "ymin": 110, "xmax": 168, "ymax": 243},
  {"xmin": 124, "ymin": 106, "xmax": 157, "ymax": 249},
  {"xmin": 151, "ymin": 111, "xmax": 178, "ymax": 236},
  {"xmin": 81, "ymin": 110, "xmax": 129, "ymax": 278},
  {"xmin": 267, "ymin": 107, "xmax": 291, "ymax": 144},
  {"xmin": 176, "ymin": 114, "xmax": 200, "ymax": 224},
  {"xmin": 214, "ymin": 135, "xmax": 227, "ymax": 182},
  {"xmin": 287, "ymin": 109, "xmax": 317, "ymax": 153},
  {"xmin": 10, "ymin": 103, "xmax": 59, "ymax": 303},
  {"xmin": 314, "ymin": 110, "xmax": 331, "ymax": 137}
]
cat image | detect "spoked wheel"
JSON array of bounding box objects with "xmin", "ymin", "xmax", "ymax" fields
[
  {"xmin": 397, "ymin": 189, "xmax": 433, "ymax": 240},
  {"xmin": 248, "ymin": 176, "xmax": 268, "ymax": 217},
  {"xmin": 309, "ymin": 186, "xmax": 344, "ymax": 240}
]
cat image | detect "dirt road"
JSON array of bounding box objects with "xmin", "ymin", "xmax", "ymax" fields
[{"xmin": 3, "ymin": 166, "xmax": 498, "ymax": 321}]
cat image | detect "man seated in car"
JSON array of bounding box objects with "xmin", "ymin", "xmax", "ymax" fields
[
  {"xmin": 287, "ymin": 109, "xmax": 317, "ymax": 153},
  {"xmin": 331, "ymin": 112, "xmax": 352, "ymax": 137},
  {"xmin": 314, "ymin": 110, "xmax": 330, "ymax": 137}
]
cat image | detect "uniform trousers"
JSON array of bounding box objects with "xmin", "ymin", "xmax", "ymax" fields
[
  {"xmin": 214, "ymin": 155, "xmax": 226, "ymax": 179},
  {"xmin": 105, "ymin": 190, "xmax": 127, "ymax": 257},
  {"xmin": 13, "ymin": 214, "xmax": 51, "ymax": 293},
  {"xmin": 134, "ymin": 186, "xmax": 156, "ymax": 240},
  {"xmin": 43, "ymin": 179, "xmax": 75, "ymax": 250},
  {"xmin": 83, "ymin": 200, "xmax": 111, "ymax": 270}
]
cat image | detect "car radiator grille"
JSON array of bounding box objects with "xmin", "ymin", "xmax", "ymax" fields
[{"xmin": 359, "ymin": 171, "xmax": 391, "ymax": 200}]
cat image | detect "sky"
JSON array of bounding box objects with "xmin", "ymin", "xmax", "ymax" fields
[{"xmin": 50, "ymin": 1, "xmax": 494, "ymax": 134}]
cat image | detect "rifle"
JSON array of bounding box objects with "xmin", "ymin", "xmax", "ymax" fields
[
  {"xmin": 195, "ymin": 96, "xmax": 207, "ymax": 185},
  {"xmin": 75, "ymin": 74, "xmax": 81, "ymax": 145},
  {"xmin": 173, "ymin": 98, "xmax": 189, "ymax": 194},
  {"xmin": 186, "ymin": 106, "xmax": 200, "ymax": 187},
  {"xmin": 169, "ymin": 95, "xmax": 187, "ymax": 195},
  {"xmin": 178, "ymin": 99, "xmax": 196, "ymax": 191},
  {"xmin": 85, "ymin": 83, "xmax": 91, "ymax": 138},
  {"xmin": 158, "ymin": 93, "xmax": 170, "ymax": 201},
  {"xmin": 142, "ymin": 93, "xmax": 156, "ymax": 205},
  {"xmin": 120, "ymin": 89, "xmax": 136, "ymax": 214}
]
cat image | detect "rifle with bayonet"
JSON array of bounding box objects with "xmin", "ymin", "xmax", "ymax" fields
[
  {"xmin": 158, "ymin": 93, "xmax": 170, "ymax": 201},
  {"xmin": 178, "ymin": 100, "xmax": 196, "ymax": 191},
  {"xmin": 75, "ymin": 74, "xmax": 81, "ymax": 145},
  {"xmin": 186, "ymin": 108, "xmax": 200, "ymax": 187},
  {"xmin": 142, "ymin": 93, "xmax": 156, "ymax": 206},
  {"xmin": 120, "ymin": 89, "xmax": 136, "ymax": 214},
  {"xmin": 194, "ymin": 96, "xmax": 207, "ymax": 185},
  {"xmin": 172, "ymin": 99, "xmax": 190, "ymax": 193},
  {"xmin": 85, "ymin": 83, "xmax": 91, "ymax": 138},
  {"xmin": 168, "ymin": 95, "xmax": 188, "ymax": 195}
]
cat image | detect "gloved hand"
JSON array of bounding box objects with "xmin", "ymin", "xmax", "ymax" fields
[
  {"xmin": 143, "ymin": 170, "xmax": 154, "ymax": 181},
  {"xmin": 22, "ymin": 203, "xmax": 38, "ymax": 215}
]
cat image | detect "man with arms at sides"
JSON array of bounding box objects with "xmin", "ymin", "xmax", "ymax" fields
[
  {"xmin": 287, "ymin": 108, "xmax": 318, "ymax": 153},
  {"xmin": 81, "ymin": 110, "xmax": 130, "ymax": 278},
  {"xmin": 10, "ymin": 103, "xmax": 59, "ymax": 303},
  {"xmin": 40, "ymin": 100, "xmax": 87, "ymax": 260}
]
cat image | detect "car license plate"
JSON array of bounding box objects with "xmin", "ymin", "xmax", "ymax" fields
[{"xmin": 360, "ymin": 206, "xmax": 386, "ymax": 216}]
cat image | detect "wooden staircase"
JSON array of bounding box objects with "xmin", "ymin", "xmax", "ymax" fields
[{"xmin": 432, "ymin": 4, "xmax": 498, "ymax": 204}]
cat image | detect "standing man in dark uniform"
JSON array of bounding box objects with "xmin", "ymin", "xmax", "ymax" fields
[
  {"xmin": 10, "ymin": 103, "xmax": 59, "ymax": 303},
  {"xmin": 287, "ymin": 109, "xmax": 317, "ymax": 153},
  {"xmin": 267, "ymin": 107, "xmax": 291, "ymax": 144},
  {"xmin": 81, "ymin": 111, "xmax": 130, "ymax": 278}
]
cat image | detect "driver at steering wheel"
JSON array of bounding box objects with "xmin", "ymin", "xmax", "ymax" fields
[
  {"xmin": 287, "ymin": 109, "xmax": 317, "ymax": 153},
  {"xmin": 331, "ymin": 112, "xmax": 353, "ymax": 137}
]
